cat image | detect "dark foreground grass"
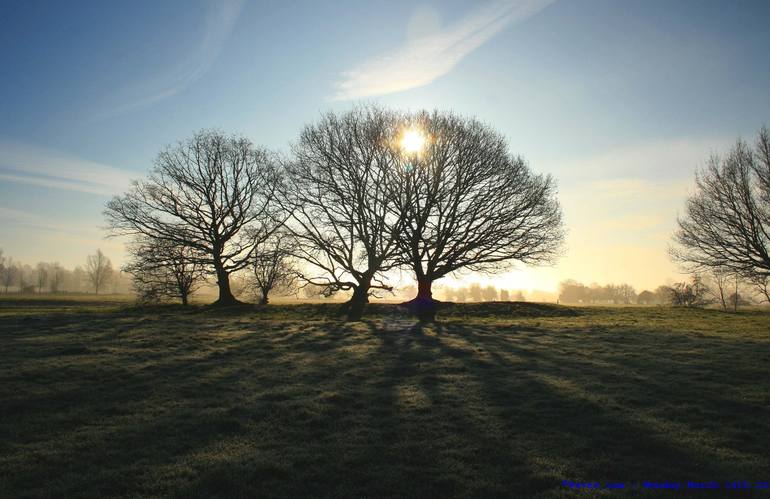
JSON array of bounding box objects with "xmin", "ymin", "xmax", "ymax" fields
[{"xmin": 1, "ymin": 299, "xmax": 769, "ymax": 498}]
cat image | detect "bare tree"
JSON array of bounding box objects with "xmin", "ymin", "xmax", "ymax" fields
[
  {"xmin": 666, "ymin": 274, "xmax": 710, "ymax": 307},
  {"xmin": 397, "ymin": 111, "xmax": 564, "ymax": 320},
  {"xmin": 105, "ymin": 130, "xmax": 283, "ymax": 306},
  {"xmin": 468, "ymin": 283, "xmax": 483, "ymax": 302},
  {"xmin": 49, "ymin": 263, "xmax": 63, "ymax": 294},
  {"xmin": 1, "ymin": 257, "xmax": 16, "ymax": 293},
  {"xmin": 481, "ymin": 285, "xmax": 498, "ymax": 301},
  {"xmin": 283, "ymin": 106, "xmax": 405, "ymax": 319},
  {"xmin": 86, "ymin": 250, "xmax": 113, "ymax": 294},
  {"xmin": 123, "ymin": 237, "xmax": 206, "ymax": 305},
  {"xmin": 35, "ymin": 263, "xmax": 48, "ymax": 293},
  {"xmin": 672, "ymin": 127, "xmax": 770, "ymax": 302},
  {"xmin": 250, "ymin": 233, "xmax": 296, "ymax": 305},
  {"xmin": 750, "ymin": 274, "xmax": 770, "ymax": 303},
  {"xmin": 706, "ymin": 268, "xmax": 731, "ymax": 311}
]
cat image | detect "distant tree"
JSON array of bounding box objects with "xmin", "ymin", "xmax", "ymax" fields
[
  {"xmin": 250, "ymin": 233, "xmax": 297, "ymax": 305},
  {"xmin": 637, "ymin": 290, "xmax": 655, "ymax": 305},
  {"xmin": 653, "ymin": 285, "xmax": 671, "ymax": 305},
  {"xmin": 86, "ymin": 250, "xmax": 113, "ymax": 294},
  {"xmin": 672, "ymin": 127, "xmax": 770, "ymax": 301},
  {"xmin": 283, "ymin": 106, "xmax": 405, "ymax": 320},
  {"xmin": 616, "ymin": 284, "xmax": 637, "ymax": 304},
  {"xmin": 49, "ymin": 263, "xmax": 63, "ymax": 294},
  {"xmin": 454, "ymin": 286, "xmax": 468, "ymax": 302},
  {"xmin": 124, "ymin": 238, "xmax": 206, "ymax": 305},
  {"xmin": 440, "ymin": 286, "xmax": 455, "ymax": 301},
  {"xmin": 499, "ymin": 289, "xmax": 510, "ymax": 301},
  {"xmin": 514, "ymin": 290, "xmax": 526, "ymax": 302},
  {"xmin": 35, "ymin": 263, "xmax": 48, "ymax": 293},
  {"xmin": 750, "ymin": 275, "xmax": 770, "ymax": 304},
  {"xmin": 1, "ymin": 257, "xmax": 16, "ymax": 293},
  {"xmin": 482, "ymin": 285, "xmax": 498, "ymax": 301},
  {"xmin": 468, "ymin": 283, "xmax": 483, "ymax": 302},
  {"xmin": 706, "ymin": 269, "xmax": 731, "ymax": 311},
  {"xmin": 667, "ymin": 274, "xmax": 710, "ymax": 307},
  {"xmin": 559, "ymin": 279, "xmax": 588, "ymax": 304},
  {"xmin": 397, "ymin": 111, "xmax": 564, "ymax": 320},
  {"xmin": 105, "ymin": 130, "xmax": 283, "ymax": 306},
  {"xmin": 302, "ymin": 282, "xmax": 334, "ymax": 300}
]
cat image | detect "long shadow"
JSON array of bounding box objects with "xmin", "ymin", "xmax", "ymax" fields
[{"xmin": 3, "ymin": 309, "xmax": 769, "ymax": 498}]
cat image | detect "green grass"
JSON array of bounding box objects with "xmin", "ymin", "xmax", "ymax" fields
[{"xmin": 1, "ymin": 298, "xmax": 769, "ymax": 497}]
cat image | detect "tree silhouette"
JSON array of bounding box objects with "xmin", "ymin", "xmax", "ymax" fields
[
  {"xmin": 86, "ymin": 249, "xmax": 112, "ymax": 294},
  {"xmin": 396, "ymin": 111, "xmax": 564, "ymax": 320},
  {"xmin": 105, "ymin": 130, "xmax": 283, "ymax": 306},
  {"xmin": 283, "ymin": 106, "xmax": 405, "ymax": 320},
  {"xmin": 672, "ymin": 127, "xmax": 770, "ymax": 301}
]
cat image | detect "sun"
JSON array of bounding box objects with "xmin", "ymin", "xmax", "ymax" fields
[{"xmin": 400, "ymin": 128, "xmax": 426, "ymax": 154}]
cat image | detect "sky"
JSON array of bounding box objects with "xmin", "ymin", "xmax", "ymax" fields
[{"xmin": 1, "ymin": 0, "xmax": 769, "ymax": 293}]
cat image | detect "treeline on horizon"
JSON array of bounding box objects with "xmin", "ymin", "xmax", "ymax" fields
[{"xmin": 0, "ymin": 249, "xmax": 132, "ymax": 295}]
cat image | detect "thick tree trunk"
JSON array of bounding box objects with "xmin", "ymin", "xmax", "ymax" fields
[
  {"xmin": 402, "ymin": 276, "xmax": 440, "ymax": 322},
  {"xmin": 416, "ymin": 278, "xmax": 432, "ymax": 301},
  {"xmin": 345, "ymin": 283, "xmax": 370, "ymax": 321},
  {"xmin": 259, "ymin": 292, "xmax": 269, "ymax": 305},
  {"xmin": 213, "ymin": 264, "xmax": 239, "ymax": 306}
]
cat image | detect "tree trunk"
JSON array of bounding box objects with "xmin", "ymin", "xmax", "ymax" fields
[
  {"xmin": 259, "ymin": 291, "xmax": 269, "ymax": 305},
  {"xmin": 180, "ymin": 293, "xmax": 189, "ymax": 306},
  {"xmin": 417, "ymin": 277, "xmax": 433, "ymax": 301},
  {"xmin": 213, "ymin": 264, "xmax": 239, "ymax": 306},
  {"xmin": 401, "ymin": 276, "xmax": 439, "ymax": 323},
  {"xmin": 346, "ymin": 283, "xmax": 370, "ymax": 321}
]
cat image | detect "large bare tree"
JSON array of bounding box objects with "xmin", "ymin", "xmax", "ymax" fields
[
  {"xmin": 283, "ymin": 106, "xmax": 405, "ymax": 319},
  {"xmin": 672, "ymin": 127, "xmax": 770, "ymax": 300},
  {"xmin": 105, "ymin": 130, "xmax": 284, "ymax": 305},
  {"xmin": 86, "ymin": 249, "xmax": 113, "ymax": 294},
  {"xmin": 396, "ymin": 111, "xmax": 564, "ymax": 320}
]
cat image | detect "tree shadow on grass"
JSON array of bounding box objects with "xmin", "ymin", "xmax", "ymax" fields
[{"xmin": 2, "ymin": 311, "xmax": 769, "ymax": 498}]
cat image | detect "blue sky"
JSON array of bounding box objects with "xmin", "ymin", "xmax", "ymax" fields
[{"xmin": 1, "ymin": 0, "xmax": 769, "ymax": 291}]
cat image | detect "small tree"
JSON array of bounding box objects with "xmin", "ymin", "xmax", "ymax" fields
[
  {"xmin": 667, "ymin": 274, "xmax": 710, "ymax": 307},
  {"xmin": 124, "ymin": 238, "xmax": 206, "ymax": 305},
  {"xmin": 637, "ymin": 290, "xmax": 655, "ymax": 305},
  {"xmin": 468, "ymin": 283, "xmax": 483, "ymax": 302},
  {"xmin": 481, "ymin": 285, "xmax": 498, "ymax": 301},
  {"xmin": 1, "ymin": 257, "xmax": 16, "ymax": 293},
  {"xmin": 35, "ymin": 263, "xmax": 48, "ymax": 293},
  {"xmin": 499, "ymin": 289, "xmax": 510, "ymax": 301},
  {"xmin": 86, "ymin": 249, "xmax": 113, "ymax": 294},
  {"xmin": 250, "ymin": 234, "xmax": 296, "ymax": 305},
  {"xmin": 48, "ymin": 263, "xmax": 64, "ymax": 294}
]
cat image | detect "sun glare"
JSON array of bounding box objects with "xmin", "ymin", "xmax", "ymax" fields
[{"xmin": 400, "ymin": 128, "xmax": 426, "ymax": 154}]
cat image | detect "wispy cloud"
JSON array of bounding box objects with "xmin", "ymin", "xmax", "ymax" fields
[
  {"xmin": 96, "ymin": 0, "xmax": 244, "ymax": 119},
  {"xmin": 332, "ymin": 0, "xmax": 554, "ymax": 101},
  {"xmin": 0, "ymin": 140, "xmax": 134, "ymax": 196}
]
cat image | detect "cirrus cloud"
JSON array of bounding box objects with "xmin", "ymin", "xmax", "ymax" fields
[{"xmin": 332, "ymin": 0, "xmax": 555, "ymax": 101}]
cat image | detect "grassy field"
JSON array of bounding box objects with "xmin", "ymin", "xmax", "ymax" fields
[{"xmin": 1, "ymin": 297, "xmax": 769, "ymax": 498}]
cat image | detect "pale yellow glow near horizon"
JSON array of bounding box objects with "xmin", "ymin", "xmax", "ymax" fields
[{"xmin": 400, "ymin": 128, "xmax": 426, "ymax": 154}]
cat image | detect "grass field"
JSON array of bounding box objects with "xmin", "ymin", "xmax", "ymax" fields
[{"xmin": 1, "ymin": 297, "xmax": 769, "ymax": 497}]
